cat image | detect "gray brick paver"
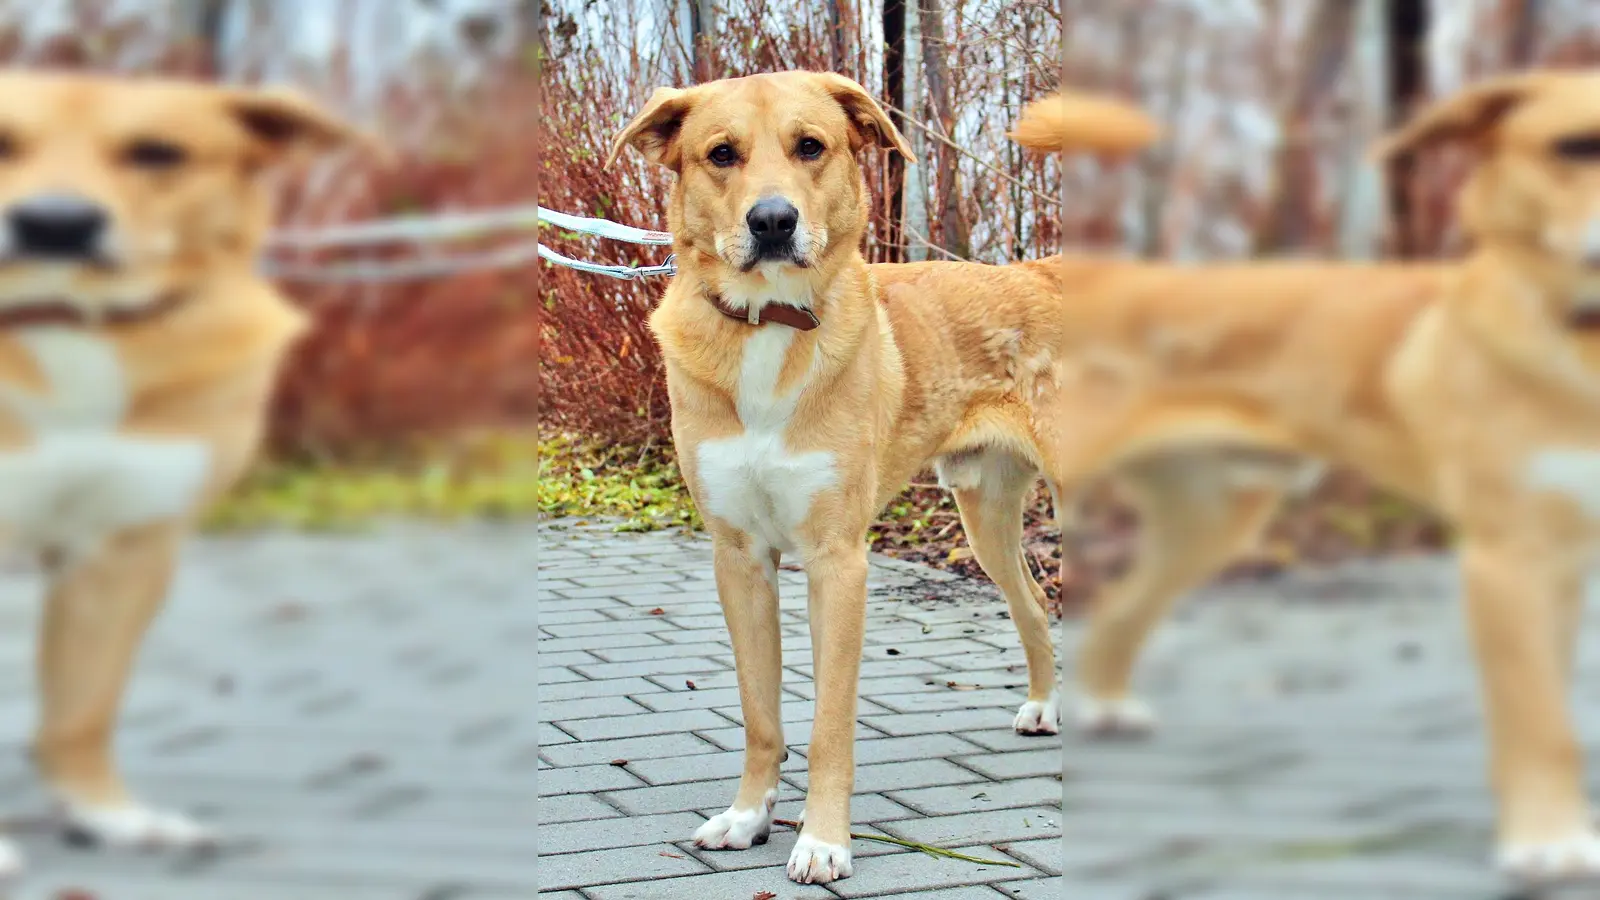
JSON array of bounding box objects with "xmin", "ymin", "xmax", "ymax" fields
[
  {"xmin": 539, "ymin": 732, "xmax": 725, "ymax": 769},
  {"xmin": 579, "ymin": 867, "xmax": 838, "ymax": 899},
  {"xmin": 535, "ymin": 841, "xmax": 713, "ymax": 890},
  {"xmin": 538, "ymin": 675, "xmax": 665, "ymax": 703},
  {"xmin": 568, "ymin": 657, "xmax": 731, "ymax": 682},
  {"xmin": 556, "ymin": 708, "xmax": 732, "ymax": 742},
  {"xmin": 537, "ymin": 811, "xmax": 708, "ymax": 855},
  {"xmin": 875, "ymin": 807, "xmax": 1059, "ymax": 848}
]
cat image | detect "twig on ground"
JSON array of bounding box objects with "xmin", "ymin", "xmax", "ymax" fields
[{"xmin": 770, "ymin": 818, "xmax": 1022, "ymax": 868}]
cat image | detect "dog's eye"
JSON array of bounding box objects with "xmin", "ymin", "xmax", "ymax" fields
[
  {"xmin": 122, "ymin": 139, "xmax": 188, "ymax": 170},
  {"xmin": 1553, "ymin": 133, "xmax": 1600, "ymax": 162},
  {"xmin": 708, "ymin": 144, "xmax": 738, "ymax": 167},
  {"xmin": 797, "ymin": 137, "xmax": 825, "ymax": 160}
]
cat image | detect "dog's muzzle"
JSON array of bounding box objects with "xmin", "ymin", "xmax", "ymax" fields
[{"xmin": 745, "ymin": 196, "xmax": 800, "ymax": 264}]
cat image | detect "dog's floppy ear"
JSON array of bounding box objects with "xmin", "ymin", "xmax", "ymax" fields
[
  {"xmin": 608, "ymin": 86, "xmax": 695, "ymax": 170},
  {"xmin": 1372, "ymin": 73, "xmax": 1542, "ymax": 163},
  {"xmin": 224, "ymin": 86, "xmax": 379, "ymax": 165},
  {"xmin": 815, "ymin": 72, "xmax": 917, "ymax": 163}
]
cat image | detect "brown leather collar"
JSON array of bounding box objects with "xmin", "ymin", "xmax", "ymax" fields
[
  {"xmin": 706, "ymin": 292, "xmax": 820, "ymax": 331},
  {"xmin": 0, "ymin": 292, "xmax": 187, "ymax": 330},
  {"xmin": 1572, "ymin": 308, "xmax": 1600, "ymax": 331}
]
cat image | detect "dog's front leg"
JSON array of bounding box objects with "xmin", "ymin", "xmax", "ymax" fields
[
  {"xmin": 788, "ymin": 540, "xmax": 867, "ymax": 884},
  {"xmin": 33, "ymin": 521, "xmax": 215, "ymax": 851},
  {"xmin": 693, "ymin": 532, "xmax": 785, "ymax": 851},
  {"xmin": 1460, "ymin": 538, "xmax": 1600, "ymax": 879}
]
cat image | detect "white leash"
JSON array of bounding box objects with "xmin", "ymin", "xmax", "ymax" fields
[
  {"xmin": 257, "ymin": 204, "xmax": 680, "ymax": 283},
  {"xmin": 536, "ymin": 206, "xmax": 677, "ymax": 280}
]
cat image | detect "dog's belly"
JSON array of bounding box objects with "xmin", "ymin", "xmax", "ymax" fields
[
  {"xmin": 0, "ymin": 327, "xmax": 212, "ymax": 557},
  {"xmin": 697, "ymin": 431, "xmax": 836, "ymax": 552}
]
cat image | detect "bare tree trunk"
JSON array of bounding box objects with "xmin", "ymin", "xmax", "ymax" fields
[
  {"xmin": 524, "ymin": 0, "xmax": 546, "ymax": 66},
  {"xmin": 903, "ymin": 0, "xmax": 929, "ymax": 261},
  {"xmin": 882, "ymin": 0, "xmax": 907, "ymax": 263},
  {"xmin": 1507, "ymin": 0, "xmax": 1543, "ymax": 67},
  {"xmin": 1337, "ymin": 0, "xmax": 1389, "ymax": 259},
  {"xmin": 919, "ymin": 0, "xmax": 969, "ymax": 259},
  {"xmin": 1251, "ymin": 0, "xmax": 1357, "ymax": 255},
  {"xmin": 689, "ymin": 0, "xmax": 716, "ymax": 83},
  {"xmin": 1385, "ymin": 0, "xmax": 1428, "ymax": 256},
  {"xmin": 828, "ymin": 0, "xmax": 848, "ymax": 73}
]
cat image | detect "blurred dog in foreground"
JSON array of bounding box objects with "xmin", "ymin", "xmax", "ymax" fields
[
  {"xmin": 1011, "ymin": 70, "xmax": 1600, "ymax": 884},
  {"xmin": 0, "ymin": 72, "xmax": 360, "ymax": 876}
]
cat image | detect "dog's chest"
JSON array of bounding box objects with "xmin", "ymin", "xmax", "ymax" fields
[
  {"xmin": 0, "ymin": 329, "xmax": 211, "ymax": 554},
  {"xmin": 695, "ymin": 327, "xmax": 836, "ymax": 552}
]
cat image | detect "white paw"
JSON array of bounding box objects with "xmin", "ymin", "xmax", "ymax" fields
[
  {"xmin": 1498, "ymin": 831, "xmax": 1600, "ymax": 882},
  {"xmin": 787, "ymin": 832, "xmax": 852, "ymax": 884},
  {"xmin": 0, "ymin": 837, "xmax": 23, "ymax": 881},
  {"xmin": 64, "ymin": 803, "xmax": 218, "ymax": 851},
  {"xmin": 1075, "ymin": 695, "xmax": 1157, "ymax": 738},
  {"xmin": 1013, "ymin": 690, "xmax": 1061, "ymax": 735},
  {"xmin": 692, "ymin": 789, "xmax": 775, "ymax": 850}
]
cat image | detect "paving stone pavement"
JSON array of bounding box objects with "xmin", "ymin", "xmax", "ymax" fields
[
  {"xmin": 0, "ymin": 518, "xmax": 1588, "ymax": 899},
  {"xmin": 0, "ymin": 522, "xmax": 547, "ymax": 900},
  {"xmin": 541, "ymin": 524, "xmax": 1600, "ymax": 900},
  {"xmin": 539, "ymin": 521, "xmax": 1066, "ymax": 900}
]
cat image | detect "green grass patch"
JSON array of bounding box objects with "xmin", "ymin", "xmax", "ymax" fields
[
  {"xmin": 205, "ymin": 434, "xmax": 698, "ymax": 533},
  {"xmin": 533, "ymin": 434, "xmax": 700, "ymax": 532}
]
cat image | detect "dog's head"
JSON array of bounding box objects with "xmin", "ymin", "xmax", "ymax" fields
[
  {"xmin": 0, "ymin": 72, "xmax": 364, "ymax": 315},
  {"xmin": 1377, "ymin": 70, "xmax": 1600, "ymax": 283},
  {"xmin": 608, "ymin": 71, "xmax": 914, "ymax": 279}
]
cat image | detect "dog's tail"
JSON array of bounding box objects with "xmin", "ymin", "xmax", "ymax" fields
[{"xmin": 1007, "ymin": 91, "xmax": 1160, "ymax": 158}]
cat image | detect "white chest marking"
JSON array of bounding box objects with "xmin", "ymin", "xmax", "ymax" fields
[
  {"xmin": 0, "ymin": 328, "xmax": 211, "ymax": 556},
  {"xmin": 1525, "ymin": 448, "xmax": 1600, "ymax": 519},
  {"xmin": 696, "ymin": 326, "xmax": 837, "ymax": 552}
]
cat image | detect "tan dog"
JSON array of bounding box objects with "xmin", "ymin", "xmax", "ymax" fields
[
  {"xmin": 0, "ymin": 72, "xmax": 359, "ymax": 875},
  {"xmin": 607, "ymin": 71, "xmax": 1061, "ymax": 884},
  {"xmin": 608, "ymin": 69, "xmax": 1293, "ymax": 885},
  {"xmin": 1006, "ymin": 70, "xmax": 1600, "ymax": 882}
]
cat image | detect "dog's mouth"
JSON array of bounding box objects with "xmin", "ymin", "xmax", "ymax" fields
[
  {"xmin": 0, "ymin": 283, "xmax": 183, "ymax": 328},
  {"xmin": 740, "ymin": 242, "xmax": 809, "ymax": 272},
  {"xmin": 0, "ymin": 254, "xmax": 122, "ymax": 272}
]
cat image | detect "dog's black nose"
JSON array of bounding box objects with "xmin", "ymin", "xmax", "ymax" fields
[
  {"xmin": 7, "ymin": 193, "xmax": 109, "ymax": 260},
  {"xmin": 746, "ymin": 197, "xmax": 799, "ymax": 244}
]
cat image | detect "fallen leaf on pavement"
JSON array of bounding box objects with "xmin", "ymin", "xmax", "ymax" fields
[
  {"xmin": 267, "ymin": 601, "xmax": 308, "ymax": 623},
  {"xmin": 685, "ymin": 679, "xmax": 697, "ymax": 690},
  {"xmin": 659, "ymin": 851, "xmax": 685, "ymax": 859},
  {"xmin": 609, "ymin": 759, "xmax": 629, "ymax": 767},
  {"xmin": 753, "ymin": 891, "xmax": 778, "ymax": 900},
  {"xmin": 648, "ymin": 608, "xmax": 666, "ymax": 616}
]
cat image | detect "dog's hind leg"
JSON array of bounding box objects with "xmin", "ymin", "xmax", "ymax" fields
[
  {"xmin": 33, "ymin": 522, "xmax": 215, "ymax": 852},
  {"xmin": 694, "ymin": 532, "xmax": 786, "ymax": 852},
  {"xmin": 948, "ymin": 452, "xmax": 1060, "ymax": 735},
  {"xmin": 1073, "ymin": 453, "xmax": 1287, "ymax": 738}
]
